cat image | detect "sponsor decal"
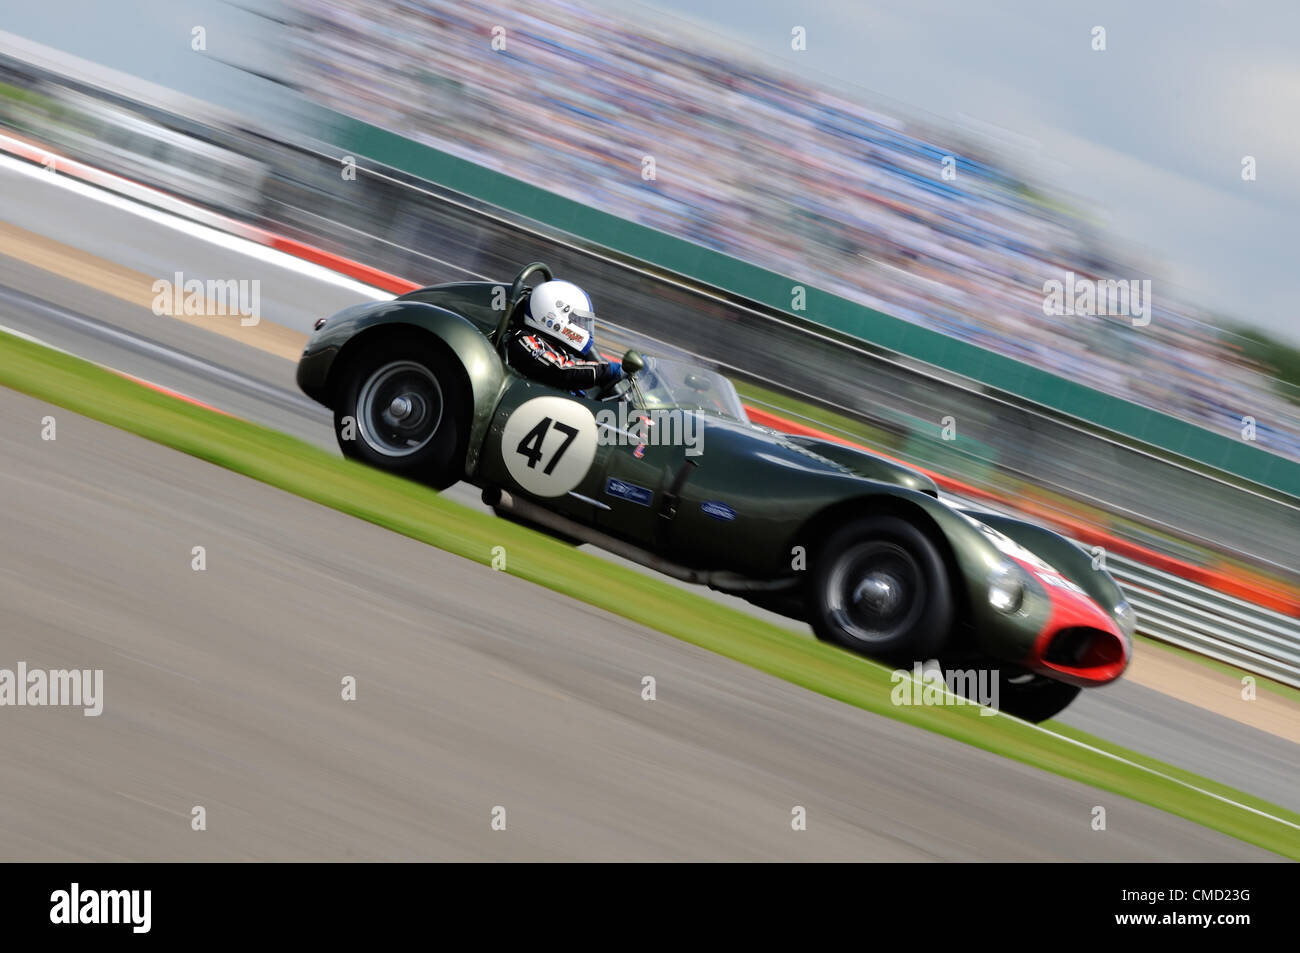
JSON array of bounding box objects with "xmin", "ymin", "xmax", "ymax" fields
[
  {"xmin": 605, "ymin": 477, "xmax": 654, "ymax": 506},
  {"xmin": 700, "ymin": 500, "xmax": 736, "ymax": 521}
]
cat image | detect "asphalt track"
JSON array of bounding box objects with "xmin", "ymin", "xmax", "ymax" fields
[
  {"xmin": 0, "ymin": 157, "xmax": 1294, "ymax": 858},
  {"xmin": 0, "ymin": 386, "xmax": 1276, "ymax": 860}
]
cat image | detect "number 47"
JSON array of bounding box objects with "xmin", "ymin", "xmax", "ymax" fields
[{"xmin": 515, "ymin": 417, "xmax": 579, "ymax": 475}]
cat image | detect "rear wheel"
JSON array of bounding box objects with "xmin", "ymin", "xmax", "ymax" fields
[
  {"xmin": 809, "ymin": 515, "xmax": 952, "ymax": 663},
  {"xmin": 335, "ymin": 339, "xmax": 468, "ymax": 490}
]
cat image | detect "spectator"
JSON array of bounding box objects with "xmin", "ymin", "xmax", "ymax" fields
[{"xmin": 285, "ymin": 0, "xmax": 1300, "ymax": 461}]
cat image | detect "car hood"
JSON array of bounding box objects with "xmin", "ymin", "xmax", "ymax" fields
[{"xmin": 706, "ymin": 415, "xmax": 941, "ymax": 495}]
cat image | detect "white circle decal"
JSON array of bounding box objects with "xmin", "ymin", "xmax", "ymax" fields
[{"xmin": 501, "ymin": 396, "xmax": 599, "ymax": 497}]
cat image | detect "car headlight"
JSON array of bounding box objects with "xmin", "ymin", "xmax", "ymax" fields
[
  {"xmin": 1114, "ymin": 599, "xmax": 1136, "ymax": 638},
  {"xmin": 988, "ymin": 561, "xmax": 1025, "ymax": 613}
]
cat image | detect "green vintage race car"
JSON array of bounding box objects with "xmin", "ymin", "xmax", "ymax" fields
[{"xmin": 297, "ymin": 263, "xmax": 1134, "ymax": 722}]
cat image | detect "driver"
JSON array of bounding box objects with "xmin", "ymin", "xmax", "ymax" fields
[{"xmin": 508, "ymin": 280, "xmax": 620, "ymax": 392}]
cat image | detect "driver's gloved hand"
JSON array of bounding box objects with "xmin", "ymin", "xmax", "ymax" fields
[{"xmin": 584, "ymin": 360, "xmax": 624, "ymax": 398}]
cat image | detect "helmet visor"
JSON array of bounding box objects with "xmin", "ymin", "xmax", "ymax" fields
[{"xmin": 570, "ymin": 307, "xmax": 596, "ymax": 339}]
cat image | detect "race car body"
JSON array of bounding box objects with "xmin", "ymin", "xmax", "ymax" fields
[{"xmin": 297, "ymin": 264, "xmax": 1134, "ymax": 721}]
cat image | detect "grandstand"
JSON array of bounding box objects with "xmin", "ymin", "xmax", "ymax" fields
[{"xmin": 286, "ymin": 0, "xmax": 1300, "ymax": 461}]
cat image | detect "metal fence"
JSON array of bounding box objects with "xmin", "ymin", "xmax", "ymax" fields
[{"xmin": 1107, "ymin": 553, "xmax": 1300, "ymax": 688}]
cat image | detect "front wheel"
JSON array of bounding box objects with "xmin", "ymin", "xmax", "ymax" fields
[
  {"xmin": 335, "ymin": 340, "xmax": 468, "ymax": 490},
  {"xmin": 808, "ymin": 515, "xmax": 953, "ymax": 663}
]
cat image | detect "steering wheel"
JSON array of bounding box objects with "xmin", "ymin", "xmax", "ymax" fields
[{"xmin": 493, "ymin": 262, "xmax": 554, "ymax": 351}]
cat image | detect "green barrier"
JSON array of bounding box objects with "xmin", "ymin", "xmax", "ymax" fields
[{"xmin": 323, "ymin": 113, "xmax": 1300, "ymax": 500}]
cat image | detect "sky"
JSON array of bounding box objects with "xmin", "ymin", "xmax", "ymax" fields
[{"xmin": 5, "ymin": 0, "xmax": 1298, "ymax": 342}]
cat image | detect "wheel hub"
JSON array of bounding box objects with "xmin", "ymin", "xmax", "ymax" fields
[
  {"xmin": 355, "ymin": 361, "xmax": 444, "ymax": 458},
  {"xmin": 381, "ymin": 393, "xmax": 428, "ymax": 432},
  {"xmin": 824, "ymin": 540, "xmax": 924, "ymax": 646},
  {"xmin": 853, "ymin": 571, "xmax": 902, "ymax": 614}
]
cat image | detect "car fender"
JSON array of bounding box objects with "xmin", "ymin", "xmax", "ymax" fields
[
  {"xmin": 297, "ymin": 299, "xmax": 508, "ymax": 474},
  {"xmin": 963, "ymin": 509, "xmax": 1131, "ymax": 639},
  {"xmin": 938, "ymin": 502, "xmax": 1130, "ymax": 682},
  {"xmin": 800, "ymin": 486, "xmax": 1125, "ymax": 668},
  {"xmin": 793, "ymin": 485, "xmax": 1042, "ymax": 649}
]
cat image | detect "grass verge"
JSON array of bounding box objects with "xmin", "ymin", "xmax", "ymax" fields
[{"xmin": 2, "ymin": 329, "xmax": 1296, "ymax": 859}]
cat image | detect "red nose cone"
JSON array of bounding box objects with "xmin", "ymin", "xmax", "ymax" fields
[{"xmin": 1015, "ymin": 560, "xmax": 1130, "ymax": 687}]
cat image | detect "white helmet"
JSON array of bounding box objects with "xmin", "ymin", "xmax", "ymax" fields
[{"xmin": 524, "ymin": 280, "xmax": 597, "ymax": 356}]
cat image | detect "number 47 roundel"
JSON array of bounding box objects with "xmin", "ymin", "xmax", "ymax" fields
[{"xmin": 501, "ymin": 396, "xmax": 600, "ymax": 497}]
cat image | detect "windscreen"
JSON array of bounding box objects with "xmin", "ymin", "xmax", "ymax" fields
[{"xmin": 634, "ymin": 357, "xmax": 748, "ymax": 422}]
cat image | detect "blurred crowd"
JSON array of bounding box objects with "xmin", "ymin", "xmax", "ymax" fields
[{"xmin": 286, "ymin": 0, "xmax": 1300, "ymax": 460}]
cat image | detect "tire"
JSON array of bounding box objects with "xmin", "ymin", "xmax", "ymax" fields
[
  {"xmin": 334, "ymin": 338, "xmax": 468, "ymax": 490},
  {"xmin": 808, "ymin": 515, "xmax": 952, "ymax": 662},
  {"xmin": 994, "ymin": 672, "xmax": 1081, "ymax": 723}
]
